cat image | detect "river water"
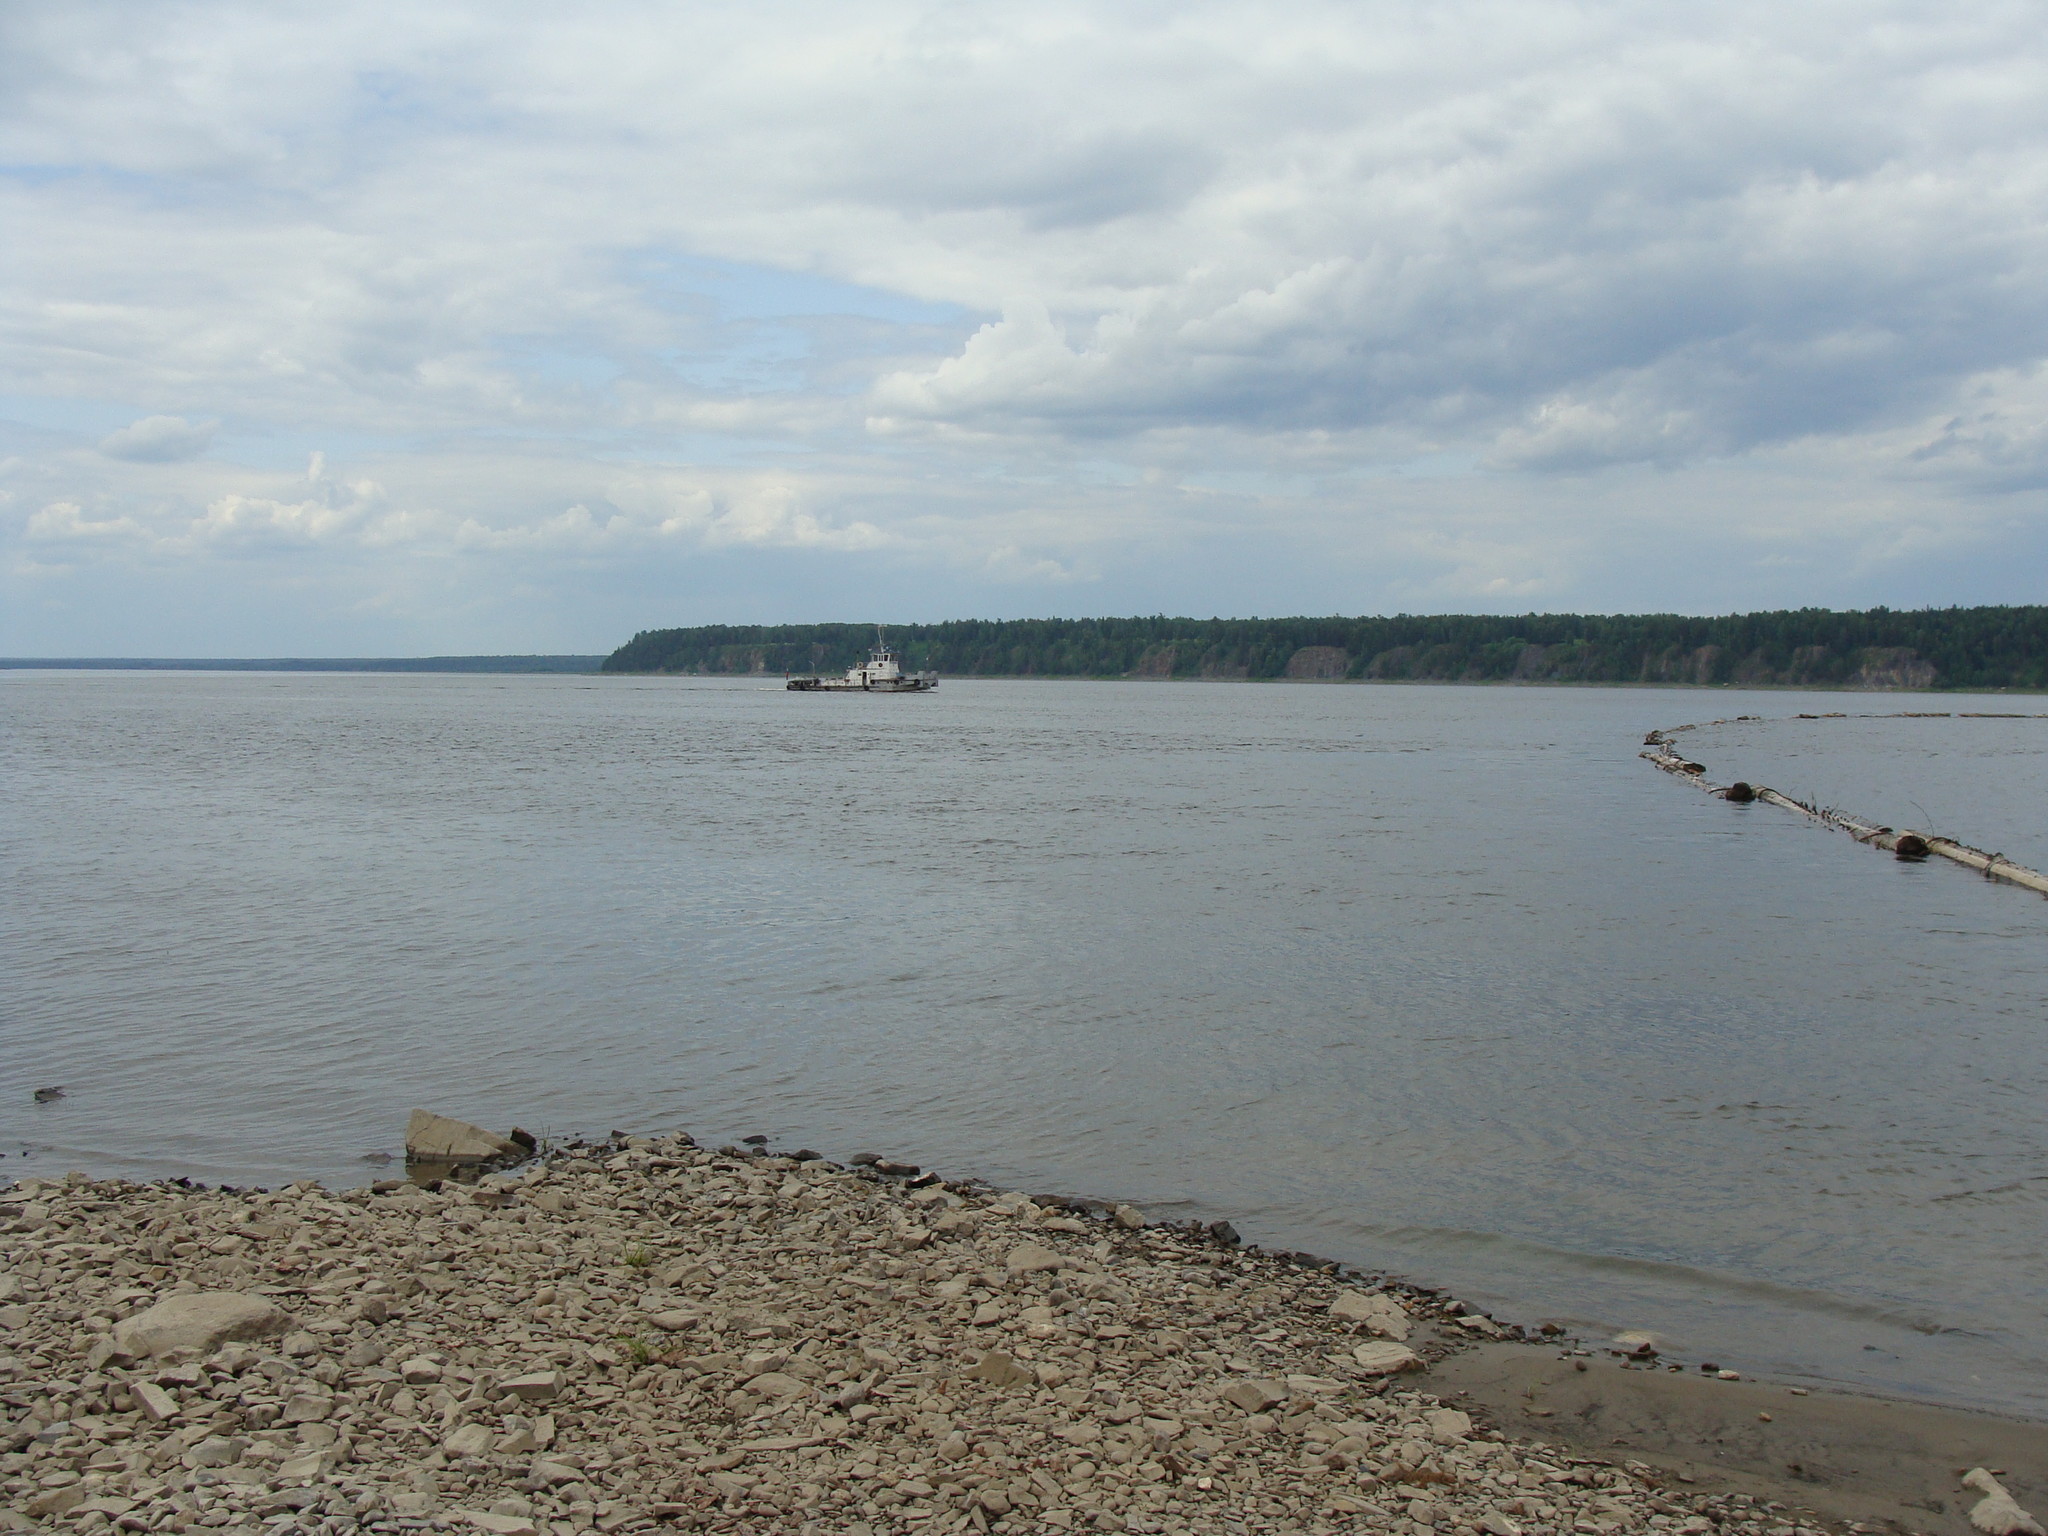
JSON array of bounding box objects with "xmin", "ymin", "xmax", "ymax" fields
[{"xmin": 5, "ymin": 673, "xmax": 2046, "ymax": 1416}]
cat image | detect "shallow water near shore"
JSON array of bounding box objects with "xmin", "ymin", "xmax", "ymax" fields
[{"xmin": 5, "ymin": 672, "xmax": 2047, "ymax": 1418}]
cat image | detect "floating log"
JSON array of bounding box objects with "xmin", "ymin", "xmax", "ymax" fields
[
  {"xmin": 1641, "ymin": 717, "xmax": 2048, "ymax": 899},
  {"xmin": 1923, "ymin": 837, "xmax": 2048, "ymax": 896}
]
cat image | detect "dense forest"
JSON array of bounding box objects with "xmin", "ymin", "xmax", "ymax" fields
[{"xmin": 603, "ymin": 607, "xmax": 2048, "ymax": 690}]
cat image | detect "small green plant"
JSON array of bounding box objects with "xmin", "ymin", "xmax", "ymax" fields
[
  {"xmin": 621, "ymin": 1244, "xmax": 654, "ymax": 1269},
  {"xmin": 618, "ymin": 1333, "xmax": 659, "ymax": 1367}
]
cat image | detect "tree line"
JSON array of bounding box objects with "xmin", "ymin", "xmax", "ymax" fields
[{"xmin": 601, "ymin": 607, "xmax": 2048, "ymax": 690}]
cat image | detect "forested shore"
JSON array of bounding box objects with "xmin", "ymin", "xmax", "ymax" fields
[{"xmin": 603, "ymin": 607, "xmax": 2048, "ymax": 690}]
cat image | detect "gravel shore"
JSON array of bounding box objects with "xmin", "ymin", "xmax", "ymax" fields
[{"xmin": 0, "ymin": 1127, "xmax": 1904, "ymax": 1536}]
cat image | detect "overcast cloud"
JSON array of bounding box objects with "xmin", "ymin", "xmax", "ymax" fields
[{"xmin": 3, "ymin": 0, "xmax": 2046, "ymax": 654}]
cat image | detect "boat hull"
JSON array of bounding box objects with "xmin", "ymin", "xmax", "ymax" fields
[{"xmin": 787, "ymin": 676, "xmax": 937, "ymax": 692}]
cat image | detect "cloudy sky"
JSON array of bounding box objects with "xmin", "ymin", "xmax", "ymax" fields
[{"xmin": 4, "ymin": 0, "xmax": 2047, "ymax": 654}]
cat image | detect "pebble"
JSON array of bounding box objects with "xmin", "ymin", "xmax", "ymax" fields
[{"xmin": 0, "ymin": 1132, "xmax": 1832, "ymax": 1536}]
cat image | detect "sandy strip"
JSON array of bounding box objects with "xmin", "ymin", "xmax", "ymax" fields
[{"xmin": 1433, "ymin": 1346, "xmax": 2047, "ymax": 1534}]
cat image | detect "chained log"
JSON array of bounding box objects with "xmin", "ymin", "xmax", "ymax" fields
[{"xmin": 1641, "ymin": 720, "xmax": 2048, "ymax": 899}]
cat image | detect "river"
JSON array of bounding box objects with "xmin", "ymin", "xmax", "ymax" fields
[{"xmin": 4, "ymin": 672, "xmax": 2044, "ymax": 1416}]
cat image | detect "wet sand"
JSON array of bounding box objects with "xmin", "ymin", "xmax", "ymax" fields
[{"xmin": 1431, "ymin": 1343, "xmax": 2048, "ymax": 1533}]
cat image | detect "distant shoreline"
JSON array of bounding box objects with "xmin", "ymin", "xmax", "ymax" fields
[
  {"xmin": 7, "ymin": 663, "xmax": 2044, "ymax": 693},
  {"xmin": 638, "ymin": 672, "xmax": 2048, "ymax": 693}
]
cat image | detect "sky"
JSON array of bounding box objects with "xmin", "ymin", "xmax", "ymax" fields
[{"xmin": 4, "ymin": 0, "xmax": 2047, "ymax": 655}]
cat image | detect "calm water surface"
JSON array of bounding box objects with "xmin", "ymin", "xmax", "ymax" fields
[{"xmin": 5, "ymin": 674, "xmax": 2046, "ymax": 1416}]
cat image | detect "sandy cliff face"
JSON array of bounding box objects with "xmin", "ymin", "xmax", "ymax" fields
[
  {"xmin": 1283, "ymin": 647, "xmax": 1350, "ymax": 680},
  {"xmin": 1852, "ymin": 648, "xmax": 1938, "ymax": 689}
]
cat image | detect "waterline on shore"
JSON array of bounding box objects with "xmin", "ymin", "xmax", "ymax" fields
[{"xmin": 11, "ymin": 1121, "xmax": 2044, "ymax": 1536}]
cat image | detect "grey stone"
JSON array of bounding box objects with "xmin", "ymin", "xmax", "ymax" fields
[
  {"xmin": 278, "ymin": 1446, "xmax": 345, "ymax": 1479},
  {"xmin": 443, "ymin": 1422, "xmax": 495, "ymax": 1458},
  {"xmin": 1330, "ymin": 1289, "xmax": 1413, "ymax": 1341},
  {"xmin": 1005, "ymin": 1242, "xmax": 1067, "ymax": 1276},
  {"xmin": 281, "ymin": 1393, "xmax": 331, "ymax": 1423},
  {"xmin": 1221, "ymin": 1379, "xmax": 1289, "ymax": 1413},
  {"xmin": 182, "ymin": 1436, "xmax": 246, "ymax": 1469},
  {"xmin": 130, "ymin": 1381, "xmax": 179, "ymax": 1422},
  {"xmin": 1351, "ymin": 1340, "xmax": 1423, "ymax": 1375},
  {"xmin": 114, "ymin": 1291, "xmax": 289, "ymax": 1359},
  {"xmin": 25, "ymin": 1487, "xmax": 85, "ymax": 1519},
  {"xmin": 405, "ymin": 1109, "xmax": 522, "ymax": 1165},
  {"xmin": 1425, "ymin": 1407, "xmax": 1472, "ymax": 1442},
  {"xmin": 967, "ymin": 1350, "xmax": 1034, "ymax": 1388}
]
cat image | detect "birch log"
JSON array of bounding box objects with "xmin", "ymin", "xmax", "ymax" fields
[{"xmin": 1641, "ymin": 728, "xmax": 2048, "ymax": 899}]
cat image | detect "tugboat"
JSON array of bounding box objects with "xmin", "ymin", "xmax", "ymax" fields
[{"xmin": 787, "ymin": 629, "xmax": 938, "ymax": 692}]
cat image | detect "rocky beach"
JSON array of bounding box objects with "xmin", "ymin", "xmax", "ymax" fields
[{"xmin": 3, "ymin": 1120, "xmax": 2042, "ymax": 1536}]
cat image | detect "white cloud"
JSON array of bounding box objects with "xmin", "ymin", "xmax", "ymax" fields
[
  {"xmin": 700, "ymin": 491, "xmax": 893, "ymax": 553},
  {"xmin": 981, "ymin": 544, "xmax": 1093, "ymax": 584},
  {"xmin": 96, "ymin": 415, "xmax": 218, "ymax": 463},
  {"xmin": 179, "ymin": 453, "xmax": 391, "ymax": 550},
  {"xmin": 26, "ymin": 500, "xmax": 146, "ymax": 542},
  {"xmin": 1486, "ymin": 393, "xmax": 1715, "ymax": 472}
]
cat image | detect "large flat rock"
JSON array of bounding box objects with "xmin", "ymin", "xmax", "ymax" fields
[
  {"xmin": 1330, "ymin": 1287, "xmax": 1413, "ymax": 1340},
  {"xmin": 406, "ymin": 1108, "xmax": 521, "ymax": 1164},
  {"xmin": 115, "ymin": 1292, "xmax": 289, "ymax": 1359}
]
